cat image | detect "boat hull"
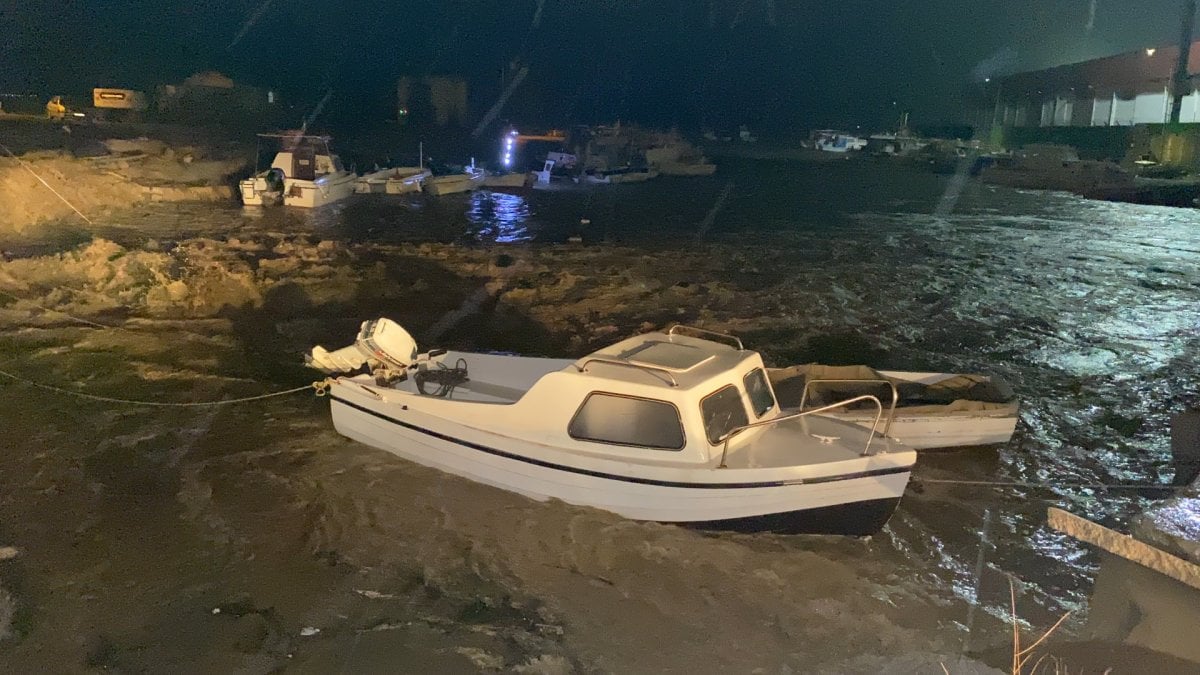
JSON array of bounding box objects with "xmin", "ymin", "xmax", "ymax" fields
[
  {"xmin": 426, "ymin": 173, "xmax": 484, "ymax": 196},
  {"xmin": 330, "ymin": 394, "xmax": 910, "ymax": 535},
  {"xmin": 283, "ymin": 174, "xmax": 358, "ymax": 208},
  {"xmin": 685, "ymin": 497, "xmax": 902, "ymax": 536},
  {"xmin": 243, "ymin": 173, "xmax": 357, "ymax": 208}
]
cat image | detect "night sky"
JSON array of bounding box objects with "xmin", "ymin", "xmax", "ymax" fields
[{"xmin": 1, "ymin": 1, "xmax": 1194, "ymax": 130}]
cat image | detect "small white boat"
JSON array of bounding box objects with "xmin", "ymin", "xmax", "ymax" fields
[
  {"xmin": 240, "ymin": 133, "xmax": 357, "ymax": 208},
  {"xmin": 355, "ymin": 166, "xmax": 430, "ymax": 195},
  {"xmin": 481, "ymin": 171, "xmax": 531, "ymax": 189},
  {"xmin": 308, "ymin": 322, "xmax": 916, "ymax": 535},
  {"xmin": 769, "ymin": 365, "xmax": 1019, "ymax": 450},
  {"xmin": 425, "ymin": 166, "xmax": 485, "ymax": 196},
  {"xmin": 387, "ymin": 167, "xmax": 432, "ymax": 194}
]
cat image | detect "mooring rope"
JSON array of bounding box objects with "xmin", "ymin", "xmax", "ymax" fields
[
  {"xmin": 0, "ymin": 287, "xmax": 127, "ymax": 331},
  {"xmin": 913, "ymin": 477, "xmax": 1178, "ymax": 491},
  {"xmin": 0, "ymin": 366, "xmax": 328, "ymax": 407},
  {"xmin": 0, "ymin": 142, "xmax": 95, "ymax": 225}
]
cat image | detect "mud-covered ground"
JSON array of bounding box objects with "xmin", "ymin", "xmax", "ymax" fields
[{"xmin": 1, "ymin": 156, "xmax": 1198, "ymax": 672}]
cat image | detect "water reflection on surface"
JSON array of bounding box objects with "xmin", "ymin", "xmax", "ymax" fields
[{"xmin": 466, "ymin": 190, "xmax": 533, "ymax": 243}]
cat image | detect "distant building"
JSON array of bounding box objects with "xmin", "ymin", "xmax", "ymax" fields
[
  {"xmin": 157, "ymin": 71, "xmax": 274, "ymax": 126},
  {"xmin": 397, "ymin": 76, "xmax": 469, "ymax": 127},
  {"xmin": 980, "ymin": 42, "xmax": 1200, "ymax": 129}
]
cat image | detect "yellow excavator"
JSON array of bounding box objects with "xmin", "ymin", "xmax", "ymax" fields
[
  {"xmin": 45, "ymin": 96, "xmax": 86, "ymax": 121},
  {"xmin": 45, "ymin": 96, "xmax": 68, "ymax": 119}
]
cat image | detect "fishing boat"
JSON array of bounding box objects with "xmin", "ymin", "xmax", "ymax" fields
[
  {"xmin": 354, "ymin": 166, "xmax": 430, "ymax": 195},
  {"xmin": 240, "ymin": 133, "xmax": 357, "ymax": 208},
  {"xmin": 308, "ymin": 321, "xmax": 916, "ymax": 536},
  {"xmin": 768, "ymin": 364, "xmax": 1019, "ymax": 450},
  {"xmin": 425, "ymin": 162, "xmax": 485, "ymax": 196}
]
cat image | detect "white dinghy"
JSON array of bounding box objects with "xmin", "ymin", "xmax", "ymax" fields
[
  {"xmin": 355, "ymin": 166, "xmax": 431, "ymax": 195},
  {"xmin": 769, "ymin": 365, "xmax": 1019, "ymax": 450},
  {"xmin": 309, "ymin": 322, "xmax": 916, "ymax": 536}
]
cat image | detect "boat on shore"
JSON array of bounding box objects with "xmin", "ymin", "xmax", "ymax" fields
[
  {"xmin": 308, "ymin": 321, "xmax": 916, "ymax": 536},
  {"xmin": 768, "ymin": 364, "xmax": 1019, "ymax": 450},
  {"xmin": 240, "ymin": 133, "xmax": 357, "ymax": 208}
]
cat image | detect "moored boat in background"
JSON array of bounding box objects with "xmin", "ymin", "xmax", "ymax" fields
[{"xmin": 240, "ymin": 133, "xmax": 357, "ymax": 208}]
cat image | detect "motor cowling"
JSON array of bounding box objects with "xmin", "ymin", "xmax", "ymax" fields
[{"xmin": 307, "ymin": 318, "xmax": 418, "ymax": 375}]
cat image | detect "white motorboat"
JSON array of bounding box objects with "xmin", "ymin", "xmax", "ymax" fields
[
  {"xmin": 481, "ymin": 171, "xmax": 531, "ymax": 189},
  {"xmin": 240, "ymin": 133, "xmax": 357, "ymax": 208},
  {"xmin": 426, "ymin": 166, "xmax": 485, "ymax": 196},
  {"xmin": 769, "ymin": 364, "xmax": 1020, "ymax": 450},
  {"xmin": 354, "ymin": 166, "xmax": 431, "ymax": 195},
  {"xmin": 308, "ymin": 322, "xmax": 916, "ymax": 535},
  {"xmin": 812, "ymin": 130, "xmax": 868, "ymax": 153}
]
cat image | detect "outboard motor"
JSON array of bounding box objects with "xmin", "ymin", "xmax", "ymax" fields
[{"xmin": 308, "ymin": 318, "xmax": 419, "ymax": 376}]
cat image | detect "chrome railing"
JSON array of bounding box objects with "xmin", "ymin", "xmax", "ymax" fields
[
  {"xmin": 576, "ymin": 357, "xmax": 678, "ymax": 387},
  {"xmin": 667, "ymin": 325, "xmax": 744, "ymax": 350},
  {"xmin": 717, "ymin": 394, "xmax": 885, "ymax": 468},
  {"xmin": 797, "ymin": 378, "xmax": 899, "ymax": 436}
]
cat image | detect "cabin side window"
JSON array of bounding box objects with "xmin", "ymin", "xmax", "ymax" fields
[
  {"xmin": 701, "ymin": 385, "xmax": 750, "ymax": 445},
  {"xmin": 743, "ymin": 368, "xmax": 776, "ymax": 418},
  {"xmin": 568, "ymin": 393, "xmax": 685, "ymax": 450}
]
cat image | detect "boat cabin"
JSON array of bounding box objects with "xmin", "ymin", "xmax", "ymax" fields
[
  {"xmin": 269, "ymin": 149, "xmax": 346, "ymax": 181},
  {"xmin": 383, "ymin": 327, "xmax": 882, "ymax": 468}
]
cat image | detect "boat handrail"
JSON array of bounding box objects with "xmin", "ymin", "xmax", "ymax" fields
[
  {"xmin": 797, "ymin": 378, "xmax": 899, "ymax": 436},
  {"xmin": 667, "ymin": 325, "xmax": 744, "ymax": 350},
  {"xmin": 575, "ymin": 358, "xmax": 678, "ymax": 387},
  {"xmin": 717, "ymin": 394, "xmax": 885, "ymax": 467}
]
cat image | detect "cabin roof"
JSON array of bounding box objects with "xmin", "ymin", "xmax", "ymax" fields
[{"xmin": 569, "ymin": 332, "xmax": 755, "ymax": 391}]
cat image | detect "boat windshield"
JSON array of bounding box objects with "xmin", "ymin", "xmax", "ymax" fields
[
  {"xmin": 743, "ymin": 368, "xmax": 776, "ymax": 418},
  {"xmin": 701, "ymin": 385, "xmax": 750, "ymax": 445}
]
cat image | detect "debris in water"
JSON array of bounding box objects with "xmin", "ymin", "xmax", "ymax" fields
[
  {"xmin": 0, "ymin": 547, "xmax": 18, "ymax": 561},
  {"xmin": 299, "ymin": 626, "xmax": 320, "ymax": 637}
]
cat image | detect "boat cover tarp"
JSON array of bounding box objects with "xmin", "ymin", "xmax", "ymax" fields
[{"xmin": 768, "ymin": 364, "xmax": 1016, "ymax": 412}]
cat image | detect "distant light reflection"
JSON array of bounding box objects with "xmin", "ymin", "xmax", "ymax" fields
[{"xmin": 466, "ymin": 190, "xmax": 532, "ymax": 242}]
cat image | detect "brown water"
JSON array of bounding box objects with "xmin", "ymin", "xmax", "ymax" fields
[{"xmin": 1, "ymin": 158, "xmax": 1198, "ymax": 672}]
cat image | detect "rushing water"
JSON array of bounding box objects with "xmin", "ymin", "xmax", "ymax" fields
[{"xmin": 2, "ymin": 157, "xmax": 1198, "ymax": 671}]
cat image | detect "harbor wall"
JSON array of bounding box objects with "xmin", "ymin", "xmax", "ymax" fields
[
  {"xmin": 1001, "ymin": 123, "xmax": 1200, "ymax": 168},
  {"xmin": 1086, "ymin": 553, "xmax": 1200, "ymax": 664}
]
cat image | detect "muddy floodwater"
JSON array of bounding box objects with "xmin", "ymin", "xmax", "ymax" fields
[{"xmin": 1, "ymin": 158, "xmax": 1198, "ymax": 672}]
